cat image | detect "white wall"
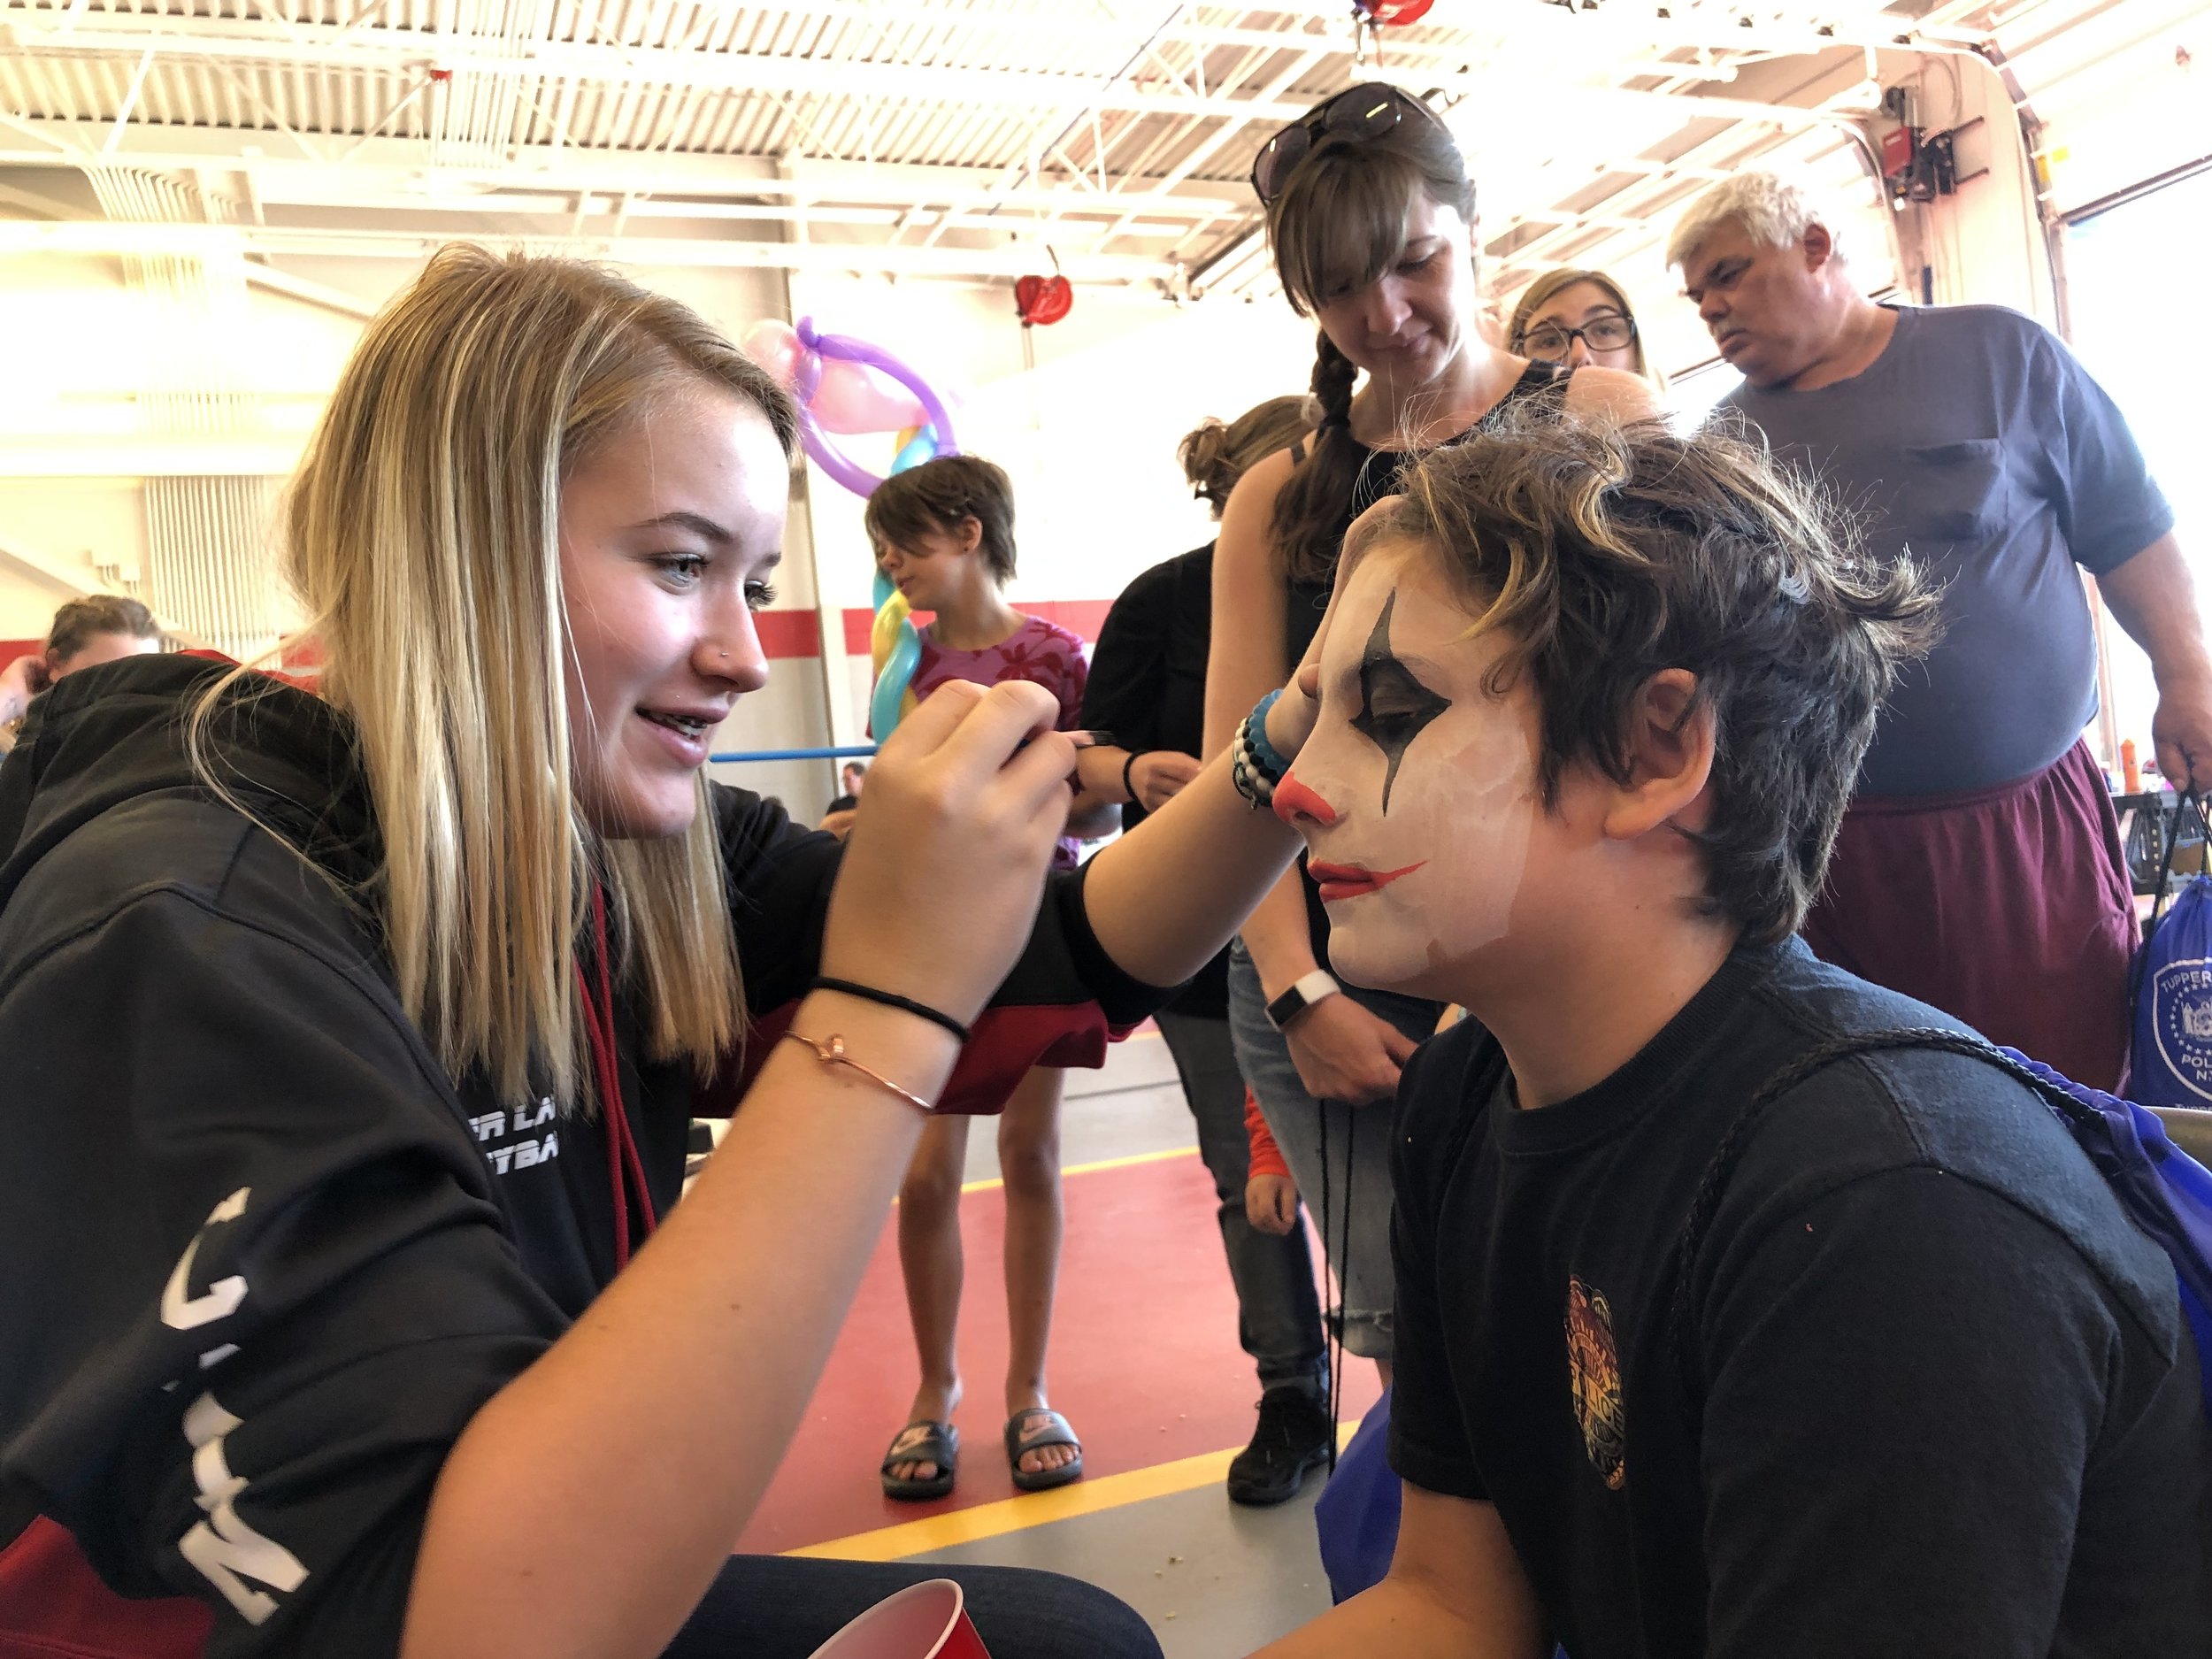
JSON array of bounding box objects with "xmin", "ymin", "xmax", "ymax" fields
[{"xmin": 0, "ymin": 213, "xmax": 1321, "ymax": 816}]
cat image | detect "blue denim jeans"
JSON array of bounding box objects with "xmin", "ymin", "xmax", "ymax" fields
[
  {"xmin": 666, "ymin": 1555, "xmax": 1162, "ymax": 1657},
  {"xmin": 1225, "ymin": 943, "xmax": 1442, "ymax": 1363},
  {"xmin": 1154, "ymin": 1008, "xmax": 1328, "ymax": 1399}
]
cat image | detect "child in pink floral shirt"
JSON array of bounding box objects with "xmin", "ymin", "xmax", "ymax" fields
[{"xmin": 863, "ymin": 454, "xmax": 1116, "ymax": 1503}]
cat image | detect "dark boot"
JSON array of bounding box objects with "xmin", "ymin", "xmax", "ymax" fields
[{"xmin": 1226, "ymin": 1384, "xmax": 1333, "ymax": 1507}]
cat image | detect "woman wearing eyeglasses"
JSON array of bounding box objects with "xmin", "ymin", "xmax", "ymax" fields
[
  {"xmin": 1507, "ymin": 267, "xmax": 1667, "ymax": 387},
  {"xmin": 1203, "ymin": 84, "xmax": 1658, "ymax": 1393}
]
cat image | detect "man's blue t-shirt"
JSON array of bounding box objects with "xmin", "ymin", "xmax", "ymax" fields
[{"xmin": 1720, "ymin": 303, "xmax": 2173, "ymax": 796}]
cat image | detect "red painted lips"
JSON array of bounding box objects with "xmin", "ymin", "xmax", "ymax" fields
[{"xmin": 1307, "ymin": 860, "xmax": 1425, "ymax": 902}]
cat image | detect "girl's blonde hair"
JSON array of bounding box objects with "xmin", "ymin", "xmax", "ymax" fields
[
  {"xmin": 197, "ymin": 246, "xmax": 797, "ymax": 1106},
  {"xmin": 1504, "ymin": 268, "xmax": 1664, "ymax": 387}
]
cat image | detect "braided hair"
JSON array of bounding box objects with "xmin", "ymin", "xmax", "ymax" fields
[{"xmin": 1263, "ymin": 94, "xmax": 1476, "ymax": 589}]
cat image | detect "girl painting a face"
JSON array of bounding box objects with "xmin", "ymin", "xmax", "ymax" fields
[
  {"xmin": 1271, "ymin": 526, "xmax": 1540, "ymax": 1000},
  {"xmin": 0, "ymin": 248, "xmax": 1321, "ymax": 1659}
]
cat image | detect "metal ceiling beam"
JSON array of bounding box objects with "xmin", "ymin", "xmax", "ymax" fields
[
  {"xmin": 0, "ymin": 122, "xmax": 1248, "ymax": 218},
  {"xmin": 0, "ymin": 215, "xmax": 1183, "ymax": 281},
  {"xmin": 4, "ymin": 14, "xmax": 1323, "ymax": 119},
  {"xmin": 0, "ymin": 9, "xmax": 1927, "ymax": 127}
]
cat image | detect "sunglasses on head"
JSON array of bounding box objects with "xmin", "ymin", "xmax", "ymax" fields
[{"xmin": 1250, "ymin": 83, "xmax": 1444, "ymax": 206}]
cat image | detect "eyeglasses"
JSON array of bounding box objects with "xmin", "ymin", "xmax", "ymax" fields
[
  {"xmin": 1250, "ymin": 84, "xmax": 1441, "ymax": 205},
  {"xmin": 1515, "ymin": 312, "xmax": 1638, "ymax": 362}
]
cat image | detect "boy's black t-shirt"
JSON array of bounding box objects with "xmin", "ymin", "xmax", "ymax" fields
[{"xmin": 1388, "ymin": 939, "xmax": 2212, "ymax": 1658}]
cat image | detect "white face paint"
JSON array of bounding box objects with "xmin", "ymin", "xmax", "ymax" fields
[{"xmin": 1273, "ymin": 540, "xmax": 1540, "ymax": 1000}]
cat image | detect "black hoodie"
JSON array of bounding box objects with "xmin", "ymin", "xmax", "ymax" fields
[{"xmin": 0, "ymin": 654, "xmax": 1158, "ymax": 1656}]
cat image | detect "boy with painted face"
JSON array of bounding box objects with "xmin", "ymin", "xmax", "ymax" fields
[{"xmin": 1259, "ymin": 419, "xmax": 2212, "ymax": 1657}]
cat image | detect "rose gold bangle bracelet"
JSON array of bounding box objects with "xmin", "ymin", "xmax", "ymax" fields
[{"xmin": 780, "ymin": 1030, "xmax": 938, "ymax": 1117}]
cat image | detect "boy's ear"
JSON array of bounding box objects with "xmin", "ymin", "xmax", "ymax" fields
[{"xmin": 1601, "ymin": 668, "xmax": 1715, "ymax": 841}]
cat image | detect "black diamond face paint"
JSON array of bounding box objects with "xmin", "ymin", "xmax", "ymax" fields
[{"xmin": 1349, "ymin": 588, "xmax": 1453, "ymax": 814}]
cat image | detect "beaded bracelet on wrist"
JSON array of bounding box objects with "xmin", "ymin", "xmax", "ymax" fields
[
  {"xmin": 1230, "ymin": 692, "xmax": 1287, "ymax": 810},
  {"xmin": 1243, "ymin": 688, "xmax": 1293, "ymax": 779}
]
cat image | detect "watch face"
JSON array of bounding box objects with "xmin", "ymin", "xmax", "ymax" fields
[{"xmin": 1266, "ymin": 980, "xmax": 1321, "ymax": 1030}]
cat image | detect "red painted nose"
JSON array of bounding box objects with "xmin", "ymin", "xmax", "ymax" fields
[{"xmin": 1272, "ymin": 770, "xmax": 1338, "ymax": 827}]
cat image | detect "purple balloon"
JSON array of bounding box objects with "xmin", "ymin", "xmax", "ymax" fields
[
  {"xmin": 797, "ymin": 411, "xmax": 884, "ymax": 499},
  {"xmin": 805, "ymin": 314, "xmax": 960, "ymax": 471}
]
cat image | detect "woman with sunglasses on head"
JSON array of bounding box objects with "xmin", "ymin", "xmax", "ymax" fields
[
  {"xmin": 1507, "ymin": 267, "xmax": 1667, "ymax": 386},
  {"xmin": 1205, "ymin": 84, "xmax": 1659, "ymax": 1392}
]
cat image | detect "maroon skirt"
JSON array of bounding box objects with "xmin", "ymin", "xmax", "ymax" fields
[{"xmin": 1801, "ymin": 738, "xmax": 2138, "ymax": 1093}]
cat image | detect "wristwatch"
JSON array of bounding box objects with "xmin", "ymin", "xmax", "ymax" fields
[{"xmin": 1264, "ymin": 970, "xmax": 1340, "ymax": 1032}]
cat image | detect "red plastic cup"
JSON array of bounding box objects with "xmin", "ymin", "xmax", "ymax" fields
[{"xmin": 805, "ymin": 1578, "xmax": 993, "ymax": 1659}]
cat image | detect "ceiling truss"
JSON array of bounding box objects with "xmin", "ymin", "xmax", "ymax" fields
[{"xmin": 0, "ymin": 0, "xmax": 2008, "ymax": 293}]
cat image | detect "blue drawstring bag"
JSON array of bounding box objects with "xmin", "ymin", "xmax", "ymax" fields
[
  {"xmin": 1314, "ymin": 1387, "xmax": 1397, "ymax": 1603},
  {"xmin": 2008, "ymin": 1044, "xmax": 2212, "ymax": 1415},
  {"xmin": 2132, "ymin": 792, "xmax": 2212, "ymax": 1109}
]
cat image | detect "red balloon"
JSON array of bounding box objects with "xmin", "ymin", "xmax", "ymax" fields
[{"xmin": 1014, "ymin": 273, "xmax": 1073, "ymax": 327}]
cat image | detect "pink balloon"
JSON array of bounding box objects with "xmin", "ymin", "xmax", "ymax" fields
[
  {"xmin": 809, "ymin": 357, "xmax": 928, "ymax": 435},
  {"xmin": 741, "ymin": 319, "xmax": 805, "ymax": 390}
]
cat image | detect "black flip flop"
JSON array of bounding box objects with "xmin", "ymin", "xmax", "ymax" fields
[
  {"xmin": 880, "ymin": 1419, "xmax": 958, "ymax": 1502},
  {"xmin": 1003, "ymin": 1407, "xmax": 1083, "ymax": 1493}
]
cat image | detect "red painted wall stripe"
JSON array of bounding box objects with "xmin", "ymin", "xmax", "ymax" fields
[{"xmin": 753, "ymin": 610, "xmax": 821, "ymax": 661}]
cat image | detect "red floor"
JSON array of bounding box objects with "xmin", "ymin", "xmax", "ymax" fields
[{"xmin": 737, "ymin": 1151, "xmax": 1380, "ymax": 1555}]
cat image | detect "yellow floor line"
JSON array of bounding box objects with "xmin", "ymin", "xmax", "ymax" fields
[
  {"xmin": 783, "ymin": 1420, "xmax": 1362, "ymax": 1562},
  {"xmin": 958, "ymin": 1143, "xmax": 1197, "ymax": 1195}
]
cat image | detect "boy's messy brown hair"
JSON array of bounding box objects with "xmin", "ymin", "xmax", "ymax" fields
[
  {"xmin": 1371, "ymin": 415, "xmax": 1939, "ymax": 944},
  {"xmin": 864, "ymin": 454, "xmax": 1018, "ymax": 583}
]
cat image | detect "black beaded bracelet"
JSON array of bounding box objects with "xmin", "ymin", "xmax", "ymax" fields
[
  {"xmin": 810, "ymin": 977, "xmax": 972, "ymax": 1042},
  {"xmin": 1121, "ymin": 749, "xmax": 1144, "ymax": 804}
]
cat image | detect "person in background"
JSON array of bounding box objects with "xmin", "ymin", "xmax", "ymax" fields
[
  {"xmin": 0, "ymin": 593, "xmax": 162, "ymax": 756},
  {"xmin": 866, "ymin": 453, "xmax": 1118, "ymax": 1500},
  {"xmin": 0, "ymin": 247, "xmax": 1326, "ymax": 1659},
  {"xmin": 1671, "ymin": 171, "xmax": 2212, "ymax": 1091},
  {"xmin": 1076, "ymin": 394, "xmax": 1337, "ymax": 1506},
  {"xmin": 1506, "ymin": 267, "xmax": 1666, "ymax": 386},
  {"xmin": 818, "ymin": 757, "xmax": 867, "ymax": 837},
  {"xmin": 1260, "ymin": 415, "xmax": 2209, "ymax": 1659},
  {"xmin": 1207, "ymin": 82, "xmax": 1656, "ymax": 1394}
]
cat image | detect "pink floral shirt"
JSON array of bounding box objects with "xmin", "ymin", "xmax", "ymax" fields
[{"xmin": 910, "ymin": 615, "xmax": 1089, "ymax": 866}]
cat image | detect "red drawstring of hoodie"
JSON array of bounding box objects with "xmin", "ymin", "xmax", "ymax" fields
[{"xmin": 576, "ymin": 883, "xmax": 657, "ymax": 1270}]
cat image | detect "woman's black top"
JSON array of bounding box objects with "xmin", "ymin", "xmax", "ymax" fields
[{"xmin": 1082, "ymin": 544, "xmax": 1225, "ymax": 1016}]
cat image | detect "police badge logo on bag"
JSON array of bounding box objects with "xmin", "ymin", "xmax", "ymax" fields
[{"xmin": 2151, "ymin": 957, "xmax": 2212, "ymax": 1105}]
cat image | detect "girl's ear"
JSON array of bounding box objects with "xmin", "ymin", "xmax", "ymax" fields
[{"xmin": 956, "ymin": 514, "xmax": 983, "ymax": 556}]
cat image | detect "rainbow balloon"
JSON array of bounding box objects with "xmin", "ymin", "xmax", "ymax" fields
[{"xmin": 869, "ymin": 571, "xmax": 922, "ymax": 740}]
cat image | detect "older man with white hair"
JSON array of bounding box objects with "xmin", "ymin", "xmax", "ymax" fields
[{"xmin": 1671, "ymin": 170, "xmax": 2212, "ymax": 1091}]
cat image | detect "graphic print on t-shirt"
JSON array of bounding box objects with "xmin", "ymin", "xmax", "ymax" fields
[{"xmin": 1564, "ymin": 1274, "xmax": 1627, "ymax": 1491}]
